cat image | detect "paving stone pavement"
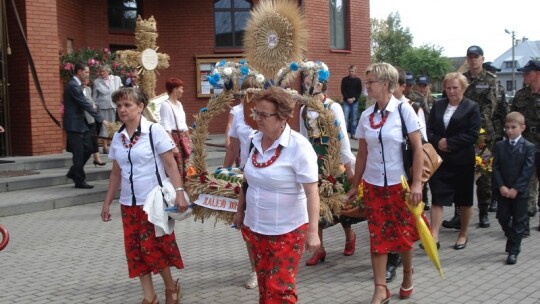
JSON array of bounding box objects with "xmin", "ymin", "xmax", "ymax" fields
[
  {"xmin": 1, "ymin": 201, "xmax": 539, "ymax": 304},
  {"xmin": 1, "ymin": 135, "xmax": 540, "ymax": 303}
]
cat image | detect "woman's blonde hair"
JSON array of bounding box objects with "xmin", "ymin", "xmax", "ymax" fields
[
  {"xmin": 365, "ymin": 62, "xmax": 398, "ymax": 93},
  {"xmin": 442, "ymin": 72, "xmax": 469, "ymax": 91}
]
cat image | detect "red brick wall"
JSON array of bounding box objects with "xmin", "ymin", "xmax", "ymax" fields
[{"xmin": 5, "ymin": 0, "xmax": 370, "ymax": 155}]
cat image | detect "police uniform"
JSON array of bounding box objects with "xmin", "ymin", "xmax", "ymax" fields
[
  {"xmin": 509, "ymin": 60, "xmax": 540, "ymax": 233},
  {"xmin": 463, "ymin": 56, "xmax": 498, "ymax": 227}
]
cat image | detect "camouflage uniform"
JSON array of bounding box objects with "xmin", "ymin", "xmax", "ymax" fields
[
  {"xmin": 492, "ymin": 84, "xmax": 508, "ymax": 141},
  {"xmin": 510, "ymin": 86, "xmax": 540, "ymax": 225},
  {"xmin": 463, "ymin": 69, "xmax": 498, "ymax": 227}
]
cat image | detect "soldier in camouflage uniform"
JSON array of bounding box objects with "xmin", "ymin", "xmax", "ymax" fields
[
  {"xmin": 443, "ymin": 46, "xmax": 498, "ymax": 229},
  {"xmin": 510, "ymin": 59, "xmax": 540, "ymax": 233},
  {"xmin": 484, "ymin": 62, "xmax": 508, "ymax": 212},
  {"xmin": 405, "ymin": 72, "xmax": 425, "ymax": 109}
]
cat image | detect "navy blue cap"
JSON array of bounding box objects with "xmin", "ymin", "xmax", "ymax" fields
[
  {"xmin": 467, "ymin": 45, "xmax": 484, "ymax": 56},
  {"xmin": 517, "ymin": 60, "xmax": 540, "ymax": 72},
  {"xmin": 417, "ymin": 75, "xmax": 429, "ymax": 85},
  {"xmin": 405, "ymin": 72, "xmax": 415, "ymax": 85}
]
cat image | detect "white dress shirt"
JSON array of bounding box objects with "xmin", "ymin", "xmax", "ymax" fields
[
  {"xmin": 299, "ymin": 98, "xmax": 356, "ymax": 167},
  {"xmin": 355, "ymin": 96, "xmax": 421, "ymax": 187},
  {"xmin": 160, "ymin": 100, "xmax": 188, "ymax": 132},
  {"xmin": 243, "ymin": 124, "xmax": 318, "ymax": 235},
  {"xmin": 228, "ymin": 103, "xmax": 255, "ymax": 167},
  {"xmin": 109, "ymin": 117, "xmax": 176, "ymax": 206}
]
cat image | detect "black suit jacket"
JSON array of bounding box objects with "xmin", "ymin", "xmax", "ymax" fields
[
  {"xmin": 492, "ymin": 137, "xmax": 535, "ymax": 198},
  {"xmin": 427, "ymin": 97, "xmax": 481, "ymax": 167},
  {"xmin": 63, "ymin": 77, "xmax": 103, "ymax": 133}
]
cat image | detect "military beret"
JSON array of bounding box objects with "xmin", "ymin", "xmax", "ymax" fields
[
  {"xmin": 517, "ymin": 60, "xmax": 540, "ymax": 72},
  {"xmin": 467, "ymin": 45, "xmax": 484, "ymax": 56},
  {"xmin": 483, "ymin": 62, "xmax": 501, "ymax": 72}
]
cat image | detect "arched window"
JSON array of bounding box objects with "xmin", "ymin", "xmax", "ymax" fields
[
  {"xmin": 214, "ymin": 0, "xmax": 253, "ymax": 48},
  {"xmin": 330, "ymin": 0, "xmax": 348, "ymax": 49},
  {"xmin": 109, "ymin": 0, "xmax": 141, "ymax": 32}
]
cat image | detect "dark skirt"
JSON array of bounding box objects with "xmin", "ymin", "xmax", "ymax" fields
[{"xmin": 429, "ymin": 163, "xmax": 475, "ymax": 207}]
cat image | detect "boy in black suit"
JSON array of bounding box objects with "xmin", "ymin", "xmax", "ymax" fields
[{"xmin": 492, "ymin": 112, "xmax": 535, "ymax": 265}]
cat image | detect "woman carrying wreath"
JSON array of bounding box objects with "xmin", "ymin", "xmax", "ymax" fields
[
  {"xmin": 299, "ymin": 75, "xmax": 359, "ymax": 266},
  {"xmin": 346, "ymin": 63, "xmax": 424, "ymax": 304},
  {"xmin": 160, "ymin": 78, "xmax": 190, "ymax": 181},
  {"xmin": 233, "ymin": 86, "xmax": 320, "ymax": 303}
]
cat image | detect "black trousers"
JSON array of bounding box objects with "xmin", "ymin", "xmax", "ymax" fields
[
  {"xmin": 66, "ymin": 131, "xmax": 93, "ymax": 184},
  {"xmin": 496, "ymin": 195, "xmax": 528, "ymax": 255}
]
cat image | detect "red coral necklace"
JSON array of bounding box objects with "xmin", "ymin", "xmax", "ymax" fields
[
  {"xmin": 121, "ymin": 133, "xmax": 140, "ymax": 148},
  {"xmin": 369, "ymin": 111, "xmax": 389, "ymax": 129},
  {"xmin": 252, "ymin": 145, "xmax": 283, "ymax": 168}
]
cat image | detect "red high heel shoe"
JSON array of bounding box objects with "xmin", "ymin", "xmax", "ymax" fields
[
  {"xmin": 343, "ymin": 232, "xmax": 356, "ymax": 256},
  {"xmin": 374, "ymin": 283, "xmax": 391, "ymax": 304},
  {"xmin": 399, "ymin": 268, "xmax": 414, "ymax": 299},
  {"xmin": 305, "ymin": 249, "xmax": 326, "ymax": 266}
]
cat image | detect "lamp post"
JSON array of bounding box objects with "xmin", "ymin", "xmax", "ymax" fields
[{"xmin": 505, "ymin": 29, "xmax": 516, "ymax": 95}]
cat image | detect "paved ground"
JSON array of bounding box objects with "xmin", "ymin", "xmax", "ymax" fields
[
  {"xmin": 1, "ymin": 135, "xmax": 540, "ymax": 303},
  {"xmin": 1, "ymin": 202, "xmax": 539, "ymax": 303}
]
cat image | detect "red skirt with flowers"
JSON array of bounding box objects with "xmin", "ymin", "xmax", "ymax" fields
[
  {"xmin": 363, "ymin": 181, "xmax": 421, "ymax": 254},
  {"xmin": 121, "ymin": 205, "xmax": 184, "ymax": 278}
]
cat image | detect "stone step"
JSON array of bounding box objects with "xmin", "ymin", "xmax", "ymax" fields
[
  {"xmin": 0, "ymin": 136, "xmax": 229, "ymax": 217},
  {"xmin": 0, "ymin": 164, "xmax": 112, "ymax": 193}
]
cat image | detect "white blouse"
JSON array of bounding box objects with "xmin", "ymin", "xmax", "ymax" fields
[
  {"xmin": 243, "ymin": 125, "xmax": 318, "ymax": 235},
  {"xmin": 443, "ymin": 104, "xmax": 459, "ymax": 129},
  {"xmin": 160, "ymin": 100, "xmax": 188, "ymax": 132},
  {"xmin": 299, "ymin": 98, "xmax": 356, "ymax": 167},
  {"xmin": 228, "ymin": 104, "xmax": 256, "ymax": 168},
  {"xmin": 355, "ymin": 96, "xmax": 421, "ymax": 187},
  {"xmin": 109, "ymin": 117, "xmax": 176, "ymax": 206}
]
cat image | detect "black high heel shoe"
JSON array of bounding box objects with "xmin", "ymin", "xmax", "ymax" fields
[{"xmin": 93, "ymin": 161, "xmax": 106, "ymax": 167}]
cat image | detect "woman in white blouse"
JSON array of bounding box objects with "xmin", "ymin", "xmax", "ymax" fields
[
  {"xmin": 101, "ymin": 87, "xmax": 188, "ymax": 304},
  {"xmin": 160, "ymin": 78, "xmax": 189, "ymax": 181},
  {"xmin": 233, "ymin": 86, "xmax": 320, "ymax": 303},
  {"xmin": 346, "ymin": 63, "xmax": 424, "ymax": 304}
]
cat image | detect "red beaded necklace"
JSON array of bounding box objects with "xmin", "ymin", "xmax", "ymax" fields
[
  {"xmin": 121, "ymin": 133, "xmax": 140, "ymax": 148},
  {"xmin": 369, "ymin": 111, "xmax": 389, "ymax": 129},
  {"xmin": 252, "ymin": 145, "xmax": 283, "ymax": 168}
]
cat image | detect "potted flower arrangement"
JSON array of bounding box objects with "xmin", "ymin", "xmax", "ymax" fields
[{"xmin": 59, "ymin": 47, "xmax": 133, "ymax": 83}]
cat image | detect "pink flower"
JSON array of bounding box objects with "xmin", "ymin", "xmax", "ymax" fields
[
  {"xmin": 63, "ymin": 63, "xmax": 74, "ymax": 71},
  {"xmin": 112, "ymin": 63, "xmax": 119, "ymax": 68},
  {"xmin": 87, "ymin": 59, "xmax": 96, "ymax": 66},
  {"xmin": 104, "ymin": 48, "xmax": 110, "ymax": 54}
]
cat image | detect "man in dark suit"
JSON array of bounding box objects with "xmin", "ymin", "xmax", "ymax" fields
[
  {"xmin": 63, "ymin": 63, "xmax": 104, "ymax": 189},
  {"xmin": 492, "ymin": 112, "xmax": 535, "ymax": 264}
]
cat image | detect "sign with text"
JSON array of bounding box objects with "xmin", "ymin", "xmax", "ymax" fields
[{"xmin": 194, "ymin": 194, "xmax": 239, "ymax": 213}]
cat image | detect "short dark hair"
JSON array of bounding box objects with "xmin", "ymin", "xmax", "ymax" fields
[
  {"xmin": 112, "ymin": 87, "xmax": 148, "ymax": 109},
  {"xmin": 74, "ymin": 63, "xmax": 88, "ymax": 74}
]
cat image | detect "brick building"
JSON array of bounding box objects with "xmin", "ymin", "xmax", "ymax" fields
[{"xmin": 1, "ymin": 0, "xmax": 370, "ymax": 156}]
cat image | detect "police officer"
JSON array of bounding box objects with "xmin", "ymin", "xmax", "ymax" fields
[
  {"xmin": 510, "ymin": 59, "xmax": 540, "ymax": 233},
  {"xmin": 443, "ymin": 46, "xmax": 498, "ymax": 229},
  {"xmin": 484, "ymin": 62, "xmax": 507, "ymax": 212}
]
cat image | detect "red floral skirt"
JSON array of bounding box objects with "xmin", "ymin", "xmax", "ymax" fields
[
  {"xmin": 242, "ymin": 224, "xmax": 308, "ymax": 304},
  {"xmin": 363, "ymin": 181, "xmax": 421, "ymax": 254},
  {"xmin": 121, "ymin": 205, "xmax": 184, "ymax": 278}
]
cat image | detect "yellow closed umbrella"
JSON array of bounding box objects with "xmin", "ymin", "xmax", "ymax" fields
[{"xmin": 401, "ymin": 176, "xmax": 445, "ymax": 279}]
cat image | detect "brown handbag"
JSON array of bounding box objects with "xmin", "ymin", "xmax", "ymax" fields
[{"xmin": 398, "ymin": 103, "xmax": 442, "ymax": 183}]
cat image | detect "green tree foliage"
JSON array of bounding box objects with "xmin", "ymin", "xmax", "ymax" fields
[
  {"xmin": 399, "ymin": 44, "xmax": 454, "ymax": 83},
  {"xmin": 371, "ymin": 12, "xmax": 454, "ymax": 92},
  {"xmin": 371, "ymin": 12, "xmax": 413, "ymax": 65}
]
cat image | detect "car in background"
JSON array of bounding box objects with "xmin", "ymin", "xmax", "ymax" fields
[{"xmin": 431, "ymin": 93, "xmax": 443, "ymax": 100}]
